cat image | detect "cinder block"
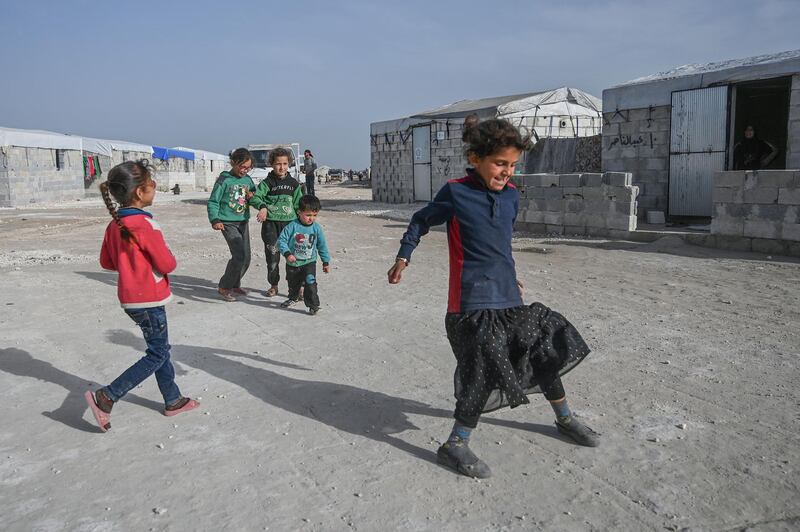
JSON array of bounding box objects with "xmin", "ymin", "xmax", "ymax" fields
[
  {"xmin": 585, "ymin": 214, "xmax": 606, "ymax": 228},
  {"xmin": 713, "ymin": 187, "xmax": 744, "ymax": 204},
  {"xmin": 563, "ymin": 199, "xmax": 585, "ymax": 213},
  {"xmin": 580, "ymin": 173, "xmax": 603, "ymax": 187},
  {"xmin": 517, "ymin": 185, "xmax": 527, "ymax": 199},
  {"xmin": 523, "ymin": 174, "xmax": 560, "ymax": 187},
  {"xmin": 711, "ymin": 217, "xmax": 744, "ymax": 236},
  {"xmin": 543, "ymin": 212, "xmax": 562, "ymax": 225},
  {"xmin": 527, "ymin": 186, "xmax": 545, "ymax": 199},
  {"xmin": 523, "ymin": 210, "xmax": 544, "ymax": 224},
  {"xmin": 715, "ymin": 235, "xmax": 752, "ymax": 252},
  {"xmin": 603, "ymin": 186, "xmax": 635, "ymax": 202},
  {"xmin": 748, "ymin": 204, "xmax": 787, "ymax": 221},
  {"xmin": 545, "ymin": 224, "xmax": 564, "ymax": 235},
  {"xmin": 781, "ymin": 223, "xmax": 800, "ymax": 241},
  {"xmin": 606, "ymin": 214, "xmax": 637, "ymax": 231},
  {"xmin": 743, "ymin": 220, "xmax": 780, "ymax": 239},
  {"xmin": 563, "ymin": 212, "xmax": 585, "ymax": 226},
  {"xmin": 715, "ymin": 171, "xmax": 745, "ymax": 187},
  {"xmin": 757, "ymin": 170, "xmax": 797, "ymax": 187},
  {"xmin": 646, "ymin": 210, "xmax": 666, "ymax": 224},
  {"xmin": 559, "ymin": 174, "xmax": 581, "ymax": 187},
  {"xmin": 562, "ymin": 187, "xmax": 584, "ymax": 197},
  {"xmin": 751, "ymin": 238, "xmax": 790, "ymax": 255},
  {"xmin": 614, "ymin": 199, "xmax": 637, "ymax": 215},
  {"xmin": 543, "ymin": 187, "xmax": 564, "ymax": 201},
  {"xmin": 603, "ymin": 172, "xmax": 632, "ymax": 186},
  {"xmin": 743, "ymin": 187, "xmax": 779, "ymax": 204},
  {"xmin": 778, "ymin": 188, "xmax": 800, "ymax": 204},
  {"xmin": 784, "ymin": 205, "xmax": 799, "ymax": 224},
  {"xmin": 564, "ymin": 225, "xmax": 586, "ymax": 235},
  {"xmin": 645, "ymin": 158, "xmax": 667, "ymax": 171}
]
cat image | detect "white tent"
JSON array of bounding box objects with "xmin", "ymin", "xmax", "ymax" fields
[
  {"xmin": 173, "ymin": 146, "xmax": 229, "ymax": 161},
  {"xmin": 0, "ymin": 126, "xmax": 83, "ymax": 150},
  {"xmin": 82, "ymin": 137, "xmax": 154, "ymax": 157}
]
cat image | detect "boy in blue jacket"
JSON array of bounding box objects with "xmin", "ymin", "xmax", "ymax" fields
[{"xmin": 277, "ymin": 195, "xmax": 331, "ymax": 314}]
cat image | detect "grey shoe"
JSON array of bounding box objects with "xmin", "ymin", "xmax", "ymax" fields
[
  {"xmin": 280, "ymin": 298, "xmax": 298, "ymax": 308},
  {"xmin": 555, "ymin": 416, "xmax": 600, "ymax": 447},
  {"xmin": 436, "ymin": 440, "xmax": 492, "ymax": 478},
  {"xmin": 309, "ymin": 307, "xmax": 320, "ymax": 315}
]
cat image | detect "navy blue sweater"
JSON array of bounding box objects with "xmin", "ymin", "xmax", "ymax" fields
[{"xmin": 398, "ymin": 171, "xmax": 522, "ymax": 313}]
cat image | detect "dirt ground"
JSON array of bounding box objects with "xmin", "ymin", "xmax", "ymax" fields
[{"xmin": 1, "ymin": 181, "xmax": 798, "ymax": 531}]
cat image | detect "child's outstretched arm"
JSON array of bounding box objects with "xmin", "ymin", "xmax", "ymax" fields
[
  {"xmin": 316, "ymin": 225, "xmax": 331, "ymax": 273},
  {"xmin": 250, "ymin": 180, "xmax": 270, "ymax": 222},
  {"xmin": 388, "ymin": 184, "xmax": 454, "ymax": 284}
]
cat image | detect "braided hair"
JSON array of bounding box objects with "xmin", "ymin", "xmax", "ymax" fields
[
  {"xmin": 99, "ymin": 160, "xmax": 154, "ymax": 243},
  {"xmin": 461, "ymin": 114, "xmax": 531, "ymax": 158}
]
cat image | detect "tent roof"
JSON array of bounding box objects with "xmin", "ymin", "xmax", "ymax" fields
[
  {"xmin": 614, "ymin": 49, "xmax": 800, "ymax": 88},
  {"xmin": 82, "ymin": 137, "xmax": 154, "ymax": 157},
  {"xmin": 0, "ymin": 126, "xmax": 83, "ymax": 150},
  {"xmin": 409, "ymin": 87, "xmax": 602, "ymax": 119},
  {"xmin": 173, "ymin": 146, "xmax": 229, "ymax": 161}
]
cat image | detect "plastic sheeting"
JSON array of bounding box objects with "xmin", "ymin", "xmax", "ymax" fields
[
  {"xmin": 172, "ymin": 146, "xmax": 228, "ymax": 161},
  {"xmin": 152, "ymin": 146, "xmax": 195, "ymax": 161},
  {"xmin": 82, "ymin": 137, "xmax": 154, "ymax": 157},
  {"xmin": 0, "ymin": 126, "xmax": 83, "ymax": 150},
  {"xmin": 497, "ymin": 87, "xmax": 602, "ymax": 118}
]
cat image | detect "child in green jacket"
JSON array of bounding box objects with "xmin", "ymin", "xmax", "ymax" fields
[
  {"xmin": 249, "ymin": 147, "xmax": 303, "ymax": 297},
  {"xmin": 207, "ymin": 148, "xmax": 256, "ymax": 301}
]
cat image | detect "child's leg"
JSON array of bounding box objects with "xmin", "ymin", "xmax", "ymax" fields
[
  {"xmin": 301, "ymin": 264, "xmax": 320, "ymax": 309},
  {"xmin": 104, "ymin": 307, "xmax": 176, "ymax": 403},
  {"xmin": 219, "ymin": 223, "xmax": 248, "ymax": 289},
  {"xmin": 285, "ymin": 266, "xmax": 302, "ymax": 301},
  {"xmin": 237, "ymin": 221, "xmax": 251, "ymax": 288},
  {"xmin": 261, "ymin": 221, "xmax": 282, "ymax": 289},
  {"xmin": 539, "ymin": 376, "xmax": 599, "ymax": 447}
]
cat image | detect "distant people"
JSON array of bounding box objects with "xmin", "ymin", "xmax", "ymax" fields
[
  {"xmin": 86, "ymin": 160, "xmax": 199, "ymax": 431},
  {"xmin": 303, "ymin": 149, "xmax": 318, "ymax": 196},
  {"xmin": 348, "ymin": 169, "xmax": 353, "ymax": 180},
  {"xmin": 733, "ymin": 125, "xmax": 779, "ymax": 170},
  {"xmin": 171, "ymin": 183, "xmax": 181, "ymax": 195},
  {"xmin": 207, "ymin": 148, "xmax": 256, "ymax": 302},
  {"xmin": 251, "ymin": 147, "xmax": 303, "ymax": 298},
  {"xmin": 277, "ymin": 194, "xmax": 331, "ymax": 314}
]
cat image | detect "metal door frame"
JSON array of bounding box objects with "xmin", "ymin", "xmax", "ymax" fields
[
  {"xmin": 411, "ymin": 124, "xmax": 432, "ymax": 201},
  {"xmin": 667, "ymin": 85, "xmax": 731, "ymax": 217}
]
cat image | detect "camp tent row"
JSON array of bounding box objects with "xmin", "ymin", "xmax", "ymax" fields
[{"xmin": 0, "ymin": 125, "xmax": 228, "ymax": 207}]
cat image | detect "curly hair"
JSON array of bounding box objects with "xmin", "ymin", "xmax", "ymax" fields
[
  {"xmin": 99, "ymin": 160, "xmax": 155, "ymax": 243},
  {"xmin": 269, "ymin": 147, "xmax": 294, "ymax": 166},
  {"xmin": 461, "ymin": 114, "xmax": 531, "ymax": 158}
]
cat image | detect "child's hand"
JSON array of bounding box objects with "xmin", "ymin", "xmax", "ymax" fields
[
  {"xmin": 287, "ymin": 254, "xmax": 297, "ymax": 263},
  {"xmin": 256, "ymin": 208, "xmax": 267, "ymax": 222},
  {"xmin": 212, "ymin": 222, "xmax": 224, "ymax": 231},
  {"xmin": 517, "ymin": 279, "xmax": 524, "ymax": 297},
  {"xmin": 387, "ymin": 259, "xmax": 407, "ymax": 284},
  {"xmin": 245, "ymin": 191, "xmax": 254, "ymax": 200},
  {"xmin": 322, "ymin": 264, "xmax": 330, "ymax": 273}
]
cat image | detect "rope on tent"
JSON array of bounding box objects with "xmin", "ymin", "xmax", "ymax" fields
[
  {"xmin": 647, "ymin": 105, "xmax": 654, "ymax": 128},
  {"xmin": 384, "ymin": 133, "xmax": 391, "ymax": 145},
  {"xmin": 399, "ymin": 129, "xmax": 412, "ymax": 145},
  {"xmin": 611, "ymin": 108, "xmax": 629, "ymax": 122},
  {"xmin": 370, "ymin": 135, "xmax": 378, "ymax": 147}
]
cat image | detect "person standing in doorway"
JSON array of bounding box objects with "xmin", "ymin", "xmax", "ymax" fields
[
  {"xmin": 303, "ymin": 149, "xmax": 318, "ymax": 196},
  {"xmin": 733, "ymin": 125, "xmax": 779, "ymax": 170}
]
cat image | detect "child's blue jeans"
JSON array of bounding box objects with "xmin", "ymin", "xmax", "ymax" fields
[{"xmin": 104, "ymin": 306, "xmax": 181, "ymax": 406}]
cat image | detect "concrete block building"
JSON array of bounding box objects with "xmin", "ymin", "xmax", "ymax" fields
[
  {"xmin": 370, "ymin": 87, "xmax": 602, "ymax": 204},
  {"xmin": 602, "ymin": 50, "xmax": 800, "ymax": 219}
]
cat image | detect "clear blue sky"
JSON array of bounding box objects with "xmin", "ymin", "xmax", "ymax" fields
[{"xmin": 1, "ymin": 0, "xmax": 798, "ymax": 168}]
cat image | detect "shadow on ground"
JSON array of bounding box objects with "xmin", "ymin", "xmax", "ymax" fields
[
  {"xmin": 0, "ymin": 347, "xmax": 165, "ymax": 433},
  {"xmin": 107, "ymin": 329, "xmax": 565, "ymax": 465}
]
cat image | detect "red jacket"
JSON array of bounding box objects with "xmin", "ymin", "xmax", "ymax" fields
[{"xmin": 100, "ymin": 208, "xmax": 176, "ymax": 309}]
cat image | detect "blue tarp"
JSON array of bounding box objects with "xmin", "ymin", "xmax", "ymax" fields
[{"xmin": 152, "ymin": 146, "xmax": 195, "ymax": 161}]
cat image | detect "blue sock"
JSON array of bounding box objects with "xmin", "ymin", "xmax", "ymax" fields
[
  {"xmin": 447, "ymin": 422, "xmax": 473, "ymax": 444},
  {"xmin": 550, "ymin": 398, "xmax": 572, "ymax": 419}
]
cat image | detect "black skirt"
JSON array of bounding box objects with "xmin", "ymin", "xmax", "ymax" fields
[{"xmin": 445, "ymin": 302, "xmax": 590, "ymax": 418}]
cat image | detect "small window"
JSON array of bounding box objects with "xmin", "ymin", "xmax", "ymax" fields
[{"xmin": 55, "ymin": 149, "xmax": 66, "ymax": 170}]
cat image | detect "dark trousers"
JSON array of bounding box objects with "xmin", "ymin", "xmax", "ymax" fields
[
  {"xmin": 286, "ymin": 262, "xmax": 320, "ymax": 308},
  {"xmin": 261, "ymin": 220, "xmax": 290, "ymax": 287},
  {"xmin": 105, "ymin": 306, "xmax": 181, "ymax": 405},
  {"xmin": 305, "ymin": 175, "xmax": 315, "ymax": 196},
  {"xmin": 219, "ymin": 221, "xmax": 251, "ymax": 289}
]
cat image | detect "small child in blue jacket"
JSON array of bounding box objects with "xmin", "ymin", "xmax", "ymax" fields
[{"xmin": 277, "ymin": 195, "xmax": 331, "ymax": 314}]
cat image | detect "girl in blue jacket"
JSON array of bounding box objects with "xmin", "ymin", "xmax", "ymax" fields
[{"xmin": 388, "ymin": 115, "xmax": 599, "ymax": 479}]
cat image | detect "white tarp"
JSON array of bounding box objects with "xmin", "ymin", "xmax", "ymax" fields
[
  {"xmin": 82, "ymin": 137, "xmax": 154, "ymax": 157},
  {"xmin": 0, "ymin": 126, "xmax": 83, "ymax": 150},
  {"xmin": 173, "ymin": 146, "xmax": 229, "ymax": 161},
  {"xmin": 497, "ymin": 87, "xmax": 602, "ymax": 118}
]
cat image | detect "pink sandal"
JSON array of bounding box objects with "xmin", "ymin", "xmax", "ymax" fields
[
  {"xmin": 164, "ymin": 398, "xmax": 200, "ymax": 417},
  {"xmin": 84, "ymin": 390, "xmax": 111, "ymax": 432}
]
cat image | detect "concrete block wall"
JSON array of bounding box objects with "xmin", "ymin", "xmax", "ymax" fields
[
  {"xmin": 710, "ymin": 170, "xmax": 800, "ymax": 254},
  {"xmin": 513, "ymin": 172, "xmax": 639, "ymax": 237},
  {"xmin": 1, "ymin": 147, "xmax": 85, "ymax": 206},
  {"xmin": 430, "ymin": 121, "xmax": 469, "ymax": 194},
  {"xmin": 786, "ymin": 74, "xmax": 800, "ymax": 169},
  {"xmin": 152, "ymin": 157, "xmax": 196, "ymax": 191},
  {"xmin": 370, "ymin": 130, "xmax": 414, "ymax": 203},
  {"xmin": 602, "ymin": 105, "xmax": 671, "ymax": 216}
]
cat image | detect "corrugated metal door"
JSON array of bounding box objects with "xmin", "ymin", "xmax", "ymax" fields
[
  {"xmin": 669, "ymin": 86, "xmax": 729, "ymax": 216},
  {"xmin": 412, "ymin": 125, "xmax": 432, "ymax": 201}
]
